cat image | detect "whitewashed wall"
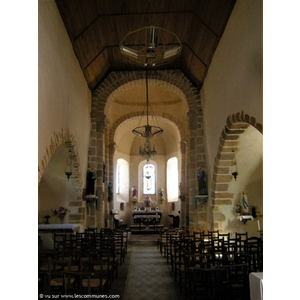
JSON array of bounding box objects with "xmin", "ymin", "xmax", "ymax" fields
[{"xmin": 38, "ymin": 0, "xmax": 91, "ymax": 185}]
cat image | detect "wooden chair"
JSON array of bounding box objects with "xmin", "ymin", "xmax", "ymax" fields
[
  {"xmin": 208, "ymin": 229, "xmax": 219, "ymax": 245},
  {"xmin": 44, "ymin": 257, "xmax": 76, "ymax": 295},
  {"xmin": 85, "ymin": 227, "xmax": 97, "ymax": 234},
  {"xmin": 245, "ymin": 237, "xmax": 263, "ymax": 272},
  {"xmin": 180, "ymin": 251, "xmax": 212, "ymax": 297},
  {"xmin": 158, "ymin": 229, "xmax": 167, "ymax": 255},
  {"xmin": 189, "ymin": 266, "xmax": 223, "ymax": 300},
  {"xmin": 218, "ymin": 232, "xmax": 230, "ymax": 251},
  {"xmin": 79, "ymin": 258, "xmax": 108, "ymax": 294},
  {"xmin": 113, "ymin": 230, "xmax": 126, "ymax": 265},
  {"xmin": 235, "ymin": 232, "xmax": 248, "ymax": 252},
  {"xmin": 220, "ymin": 263, "xmax": 249, "ymax": 299},
  {"xmin": 93, "ymin": 247, "xmax": 113, "ymax": 290}
]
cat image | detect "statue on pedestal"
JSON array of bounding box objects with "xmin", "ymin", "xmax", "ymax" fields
[
  {"xmin": 108, "ymin": 182, "xmax": 113, "ymax": 202},
  {"xmin": 86, "ymin": 169, "xmax": 97, "ymax": 195},
  {"xmin": 197, "ymin": 168, "xmax": 207, "ymax": 195}
]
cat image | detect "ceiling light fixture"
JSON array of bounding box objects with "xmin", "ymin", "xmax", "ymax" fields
[
  {"xmin": 132, "ymin": 71, "xmax": 163, "ymax": 161},
  {"xmin": 120, "ymin": 26, "xmax": 182, "ymax": 67}
]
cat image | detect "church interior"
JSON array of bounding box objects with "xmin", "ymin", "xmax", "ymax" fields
[{"xmin": 38, "ymin": 0, "xmax": 263, "ymax": 299}]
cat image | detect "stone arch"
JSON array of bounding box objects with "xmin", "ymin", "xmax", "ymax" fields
[
  {"xmin": 93, "ymin": 70, "xmax": 200, "ymax": 117},
  {"xmin": 38, "ymin": 129, "xmax": 83, "ymax": 195},
  {"xmin": 211, "ymin": 111, "xmax": 263, "ymax": 230},
  {"xmin": 89, "ymin": 69, "xmax": 204, "ymax": 228},
  {"xmin": 109, "ymin": 113, "xmax": 186, "ymax": 145}
]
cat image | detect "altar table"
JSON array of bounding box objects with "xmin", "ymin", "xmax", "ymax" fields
[
  {"xmin": 249, "ymin": 272, "xmax": 263, "ymax": 300},
  {"xmin": 38, "ymin": 224, "xmax": 81, "ymax": 233},
  {"xmin": 132, "ymin": 210, "xmax": 162, "ymax": 224}
]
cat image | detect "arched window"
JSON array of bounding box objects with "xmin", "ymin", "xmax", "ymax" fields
[
  {"xmin": 142, "ymin": 163, "xmax": 156, "ymax": 195},
  {"xmin": 116, "ymin": 158, "xmax": 129, "ymax": 202},
  {"xmin": 167, "ymin": 157, "xmax": 179, "ymax": 202},
  {"xmin": 116, "ymin": 162, "xmax": 120, "ymax": 194}
]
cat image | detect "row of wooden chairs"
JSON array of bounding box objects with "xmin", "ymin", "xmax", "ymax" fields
[
  {"xmin": 158, "ymin": 229, "xmax": 263, "ymax": 300},
  {"xmin": 38, "ymin": 228, "xmax": 128, "ymax": 295}
]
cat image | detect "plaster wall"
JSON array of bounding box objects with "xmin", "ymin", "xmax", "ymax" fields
[
  {"xmin": 38, "ymin": 146, "xmax": 78, "ymax": 223},
  {"xmin": 221, "ymin": 126, "xmax": 263, "ymax": 236},
  {"xmin": 201, "ymin": 0, "xmax": 263, "ymax": 180},
  {"xmin": 38, "ymin": 0, "xmax": 91, "ymax": 186}
]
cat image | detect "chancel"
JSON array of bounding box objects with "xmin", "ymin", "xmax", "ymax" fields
[{"xmin": 38, "ymin": 1, "xmax": 263, "ymax": 299}]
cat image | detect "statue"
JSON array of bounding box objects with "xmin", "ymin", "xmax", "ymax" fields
[
  {"xmin": 86, "ymin": 169, "xmax": 97, "ymax": 195},
  {"xmin": 197, "ymin": 168, "xmax": 207, "ymax": 195},
  {"xmin": 241, "ymin": 191, "xmax": 249, "ymax": 213},
  {"xmin": 132, "ymin": 186, "xmax": 138, "ymax": 199}
]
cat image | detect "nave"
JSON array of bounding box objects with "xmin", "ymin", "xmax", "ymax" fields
[
  {"xmin": 109, "ymin": 237, "xmax": 181, "ymax": 300},
  {"xmin": 38, "ymin": 228, "xmax": 262, "ymax": 299}
]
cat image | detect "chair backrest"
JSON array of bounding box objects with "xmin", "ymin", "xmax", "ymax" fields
[
  {"xmin": 235, "ymin": 232, "xmax": 248, "ymax": 241},
  {"xmin": 53, "ymin": 233, "xmax": 66, "ymax": 250},
  {"xmin": 79, "ymin": 257, "xmax": 106, "ymax": 290},
  {"xmin": 245, "ymin": 237, "xmax": 262, "ymax": 251},
  {"xmin": 85, "ymin": 227, "xmax": 97, "ymax": 234}
]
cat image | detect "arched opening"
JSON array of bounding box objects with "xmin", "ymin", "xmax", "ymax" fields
[
  {"xmin": 115, "ymin": 158, "xmax": 129, "ymax": 203},
  {"xmin": 90, "ymin": 70, "xmax": 204, "ymax": 229},
  {"xmin": 167, "ymin": 157, "xmax": 179, "ymax": 202},
  {"xmin": 212, "ymin": 112, "xmax": 263, "ymax": 236}
]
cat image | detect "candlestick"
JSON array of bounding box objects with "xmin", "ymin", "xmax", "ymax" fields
[{"xmin": 257, "ymin": 219, "xmax": 261, "ymax": 231}]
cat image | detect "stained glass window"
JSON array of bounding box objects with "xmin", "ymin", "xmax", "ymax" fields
[{"xmin": 142, "ymin": 163, "xmax": 155, "ymax": 194}]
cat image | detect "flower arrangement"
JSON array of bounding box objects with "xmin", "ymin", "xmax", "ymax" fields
[
  {"xmin": 144, "ymin": 196, "xmax": 152, "ymax": 207},
  {"xmin": 52, "ymin": 207, "xmax": 70, "ymax": 219}
]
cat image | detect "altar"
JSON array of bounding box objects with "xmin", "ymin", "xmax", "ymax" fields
[
  {"xmin": 132, "ymin": 210, "xmax": 162, "ymax": 225},
  {"xmin": 38, "ymin": 224, "xmax": 81, "ymax": 249},
  {"xmin": 38, "ymin": 224, "xmax": 81, "ymax": 233}
]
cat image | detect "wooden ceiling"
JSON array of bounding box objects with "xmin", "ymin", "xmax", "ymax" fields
[{"xmin": 56, "ymin": 0, "xmax": 236, "ymax": 92}]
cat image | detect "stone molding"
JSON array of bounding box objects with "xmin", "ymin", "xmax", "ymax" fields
[
  {"xmin": 211, "ymin": 111, "xmax": 263, "ymax": 230},
  {"xmin": 38, "ymin": 129, "xmax": 83, "ymax": 195}
]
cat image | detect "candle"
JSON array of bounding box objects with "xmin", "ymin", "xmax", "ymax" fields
[{"xmin": 257, "ymin": 220, "xmax": 261, "ymax": 231}]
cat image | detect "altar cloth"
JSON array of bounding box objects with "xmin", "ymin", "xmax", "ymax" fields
[{"xmin": 38, "ymin": 224, "xmax": 80, "ymax": 232}]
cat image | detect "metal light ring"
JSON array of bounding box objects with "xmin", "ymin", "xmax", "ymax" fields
[
  {"xmin": 132, "ymin": 125, "xmax": 163, "ymax": 137},
  {"xmin": 119, "ymin": 26, "xmax": 182, "ymax": 48},
  {"xmin": 120, "ymin": 26, "xmax": 182, "ymax": 66}
]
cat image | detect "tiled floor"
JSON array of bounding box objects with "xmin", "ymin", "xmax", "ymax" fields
[{"xmin": 108, "ymin": 239, "xmax": 181, "ymax": 300}]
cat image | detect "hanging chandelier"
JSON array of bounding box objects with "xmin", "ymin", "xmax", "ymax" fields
[
  {"xmin": 139, "ymin": 137, "xmax": 156, "ymax": 161},
  {"xmin": 119, "ymin": 0, "xmax": 182, "ymax": 67},
  {"xmin": 120, "ymin": 26, "xmax": 182, "ymax": 67},
  {"xmin": 132, "ymin": 71, "xmax": 163, "ymax": 161}
]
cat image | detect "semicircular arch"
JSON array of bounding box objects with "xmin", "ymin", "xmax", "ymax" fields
[
  {"xmin": 38, "ymin": 129, "xmax": 83, "ymax": 194},
  {"xmin": 211, "ymin": 111, "xmax": 263, "ymax": 230}
]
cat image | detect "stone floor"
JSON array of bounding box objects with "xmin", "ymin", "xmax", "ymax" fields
[{"xmin": 108, "ymin": 238, "xmax": 182, "ymax": 300}]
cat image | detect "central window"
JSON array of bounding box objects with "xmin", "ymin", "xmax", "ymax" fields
[{"xmin": 142, "ymin": 163, "xmax": 156, "ymax": 194}]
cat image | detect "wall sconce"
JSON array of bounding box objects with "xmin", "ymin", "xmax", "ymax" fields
[
  {"xmin": 65, "ymin": 149, "xmax": 73, "ymax": 180},
  {"xmin": 231, "ymin": 150, "xmax": 238, "ymax": 180}
]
